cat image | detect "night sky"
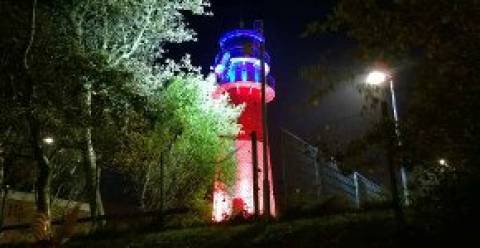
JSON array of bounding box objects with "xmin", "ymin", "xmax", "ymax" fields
[{"xmin": 176, "ymin": 0, "xmax": 370, "ymax": 143}]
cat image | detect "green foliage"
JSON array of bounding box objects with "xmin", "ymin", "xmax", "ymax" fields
[
  {"xmin": 58, "ymin": 0, "xmax": 210, "ymax": 65},
  {"xmin": 49, "ymin": 0, "xmax": 240, "ymax": 212},
  {"xmin": 1, "ymin": 0, "xmax": 239, "ymax": 220},
  {"xmin": 115, "ymin": 73, "xmax": 241, "ymax": 211},
  {"xmin": 410, "ymin": 165, "xmax": 480, "ymax": 233},
  {"xmin": 0, "ymin": 0, "xmax": 88, "ymax": 200}
]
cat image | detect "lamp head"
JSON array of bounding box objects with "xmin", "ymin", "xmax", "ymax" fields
[{"xmin": 365, "ymin": 70, "xmax": 389, "ymax": 85}]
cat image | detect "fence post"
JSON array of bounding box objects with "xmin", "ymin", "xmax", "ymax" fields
[
  {"xmin": 313, "ymin": 151, "xmax": 320, "ymax": 200},
  {"xmin": 353, "ymin": 172, "xmax": 360, "ymax": 209},
  {"xmin": 400, "ymin": 166, "xmax": 410, "ymax": 206},
  {"xmin": 280, "ymin": 130, "xmax": 288, "ymax": 214},
  {"xmin": 251, "ymin": 132, "xmax": 259, "ymax": 217}
]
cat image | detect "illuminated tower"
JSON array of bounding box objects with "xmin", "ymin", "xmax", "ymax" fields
[{"xmin": 212, "ymin": 27, "xmax": 276, "ymax": 221}]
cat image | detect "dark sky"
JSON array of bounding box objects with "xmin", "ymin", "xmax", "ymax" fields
[
  {"xmin": 179, "ymin": 0, "xmax": 393, "ymax": 193},
  {"xmin": 176, "ymin": 0, "xmax": 370, "ymax": 144}
]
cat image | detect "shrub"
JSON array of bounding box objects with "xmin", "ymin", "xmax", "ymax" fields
[{"xmin": 410, "ymin": 164, "xmax": 480, "ymax": 236}]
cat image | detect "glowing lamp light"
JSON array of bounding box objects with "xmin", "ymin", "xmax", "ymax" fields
[
  {"xmin": 43, "ymin": 137, "xmax": 54, "ymax": 145},
  {"xmin": 439, "ymin": 159, "xmax": 447, "ymax": 166},
  {"xmin": 365, "ymin": 70, "xmax": 388, "ymax": 85}
]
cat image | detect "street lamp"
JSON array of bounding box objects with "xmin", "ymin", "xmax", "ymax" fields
[
  {"xmin": 439, "ymin": 159, "xmax": 447, "ymax": 166},
  {"xmin": 365, "ymin": 69, "xmax": 409, "ymax": 224},
  {"xmin": 365, "ymin": 70, "xmax": 388, "ymax": 86},
  {"xmin": 365, "ymin": 71, "xmax": 400, "ymax": 132},
  {"xmin": 365, "ymin": 70, "xmax": 409, "ymax": 203}
]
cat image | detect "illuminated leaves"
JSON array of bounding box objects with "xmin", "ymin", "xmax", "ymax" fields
[{"xmin": 65, "ymin": 0, "xmax": 210, "ymax": 66}]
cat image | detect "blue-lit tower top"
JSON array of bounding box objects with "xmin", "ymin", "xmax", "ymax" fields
[{"xmin": 213, "ymin": 28, "xmax": 275, "ymax": 101}]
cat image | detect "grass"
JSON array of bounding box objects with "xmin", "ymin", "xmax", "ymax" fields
[
  {"xmin": 62, "ymin": 210, "xmax": 400, "ymax": 248},
  {"xmin": 5, "ymin": 209, "xmax": 470, "ymax": 247}
]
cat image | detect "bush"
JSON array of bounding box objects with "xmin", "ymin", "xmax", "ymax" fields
[{"xmin": 410, "ymin": 164, "xmax": 480, "ymax": 236}]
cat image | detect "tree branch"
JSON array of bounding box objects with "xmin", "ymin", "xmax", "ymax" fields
[
  {"xmin": 112, "ymin": 6, "xmax": 153, "ymax": 66},
  {"xmin": 23, "ymin": 0, "xmax": 37, "ymax": 70}
]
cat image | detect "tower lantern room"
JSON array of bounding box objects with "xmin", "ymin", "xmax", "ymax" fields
[
  {"xmin": 213, "ymin": 28, "xmax": 276, "ymax": 140},
  {"xmin": 214, "ymin": 29, "xmax": 275, "ymax": 101}
]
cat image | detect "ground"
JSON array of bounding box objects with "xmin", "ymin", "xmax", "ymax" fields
[
  {"xmin": 66, "ymin": 211, "xmax": 401, "ymax": 248},
  {"xmin": 3, "ymin": 210, "xmax": 473, "ymax": 247}
]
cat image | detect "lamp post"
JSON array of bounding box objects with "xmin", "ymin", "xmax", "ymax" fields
[
  {"xmin": 365, "ymin": 70, "xmax": 408, "ymax": 224},
  {"xmin": 365, "ymin": 71, "xmax": 401, "ymax": 142},
  {"xmin": 256, "ymin": 20, "xmax": 271, "ymax": 218}
]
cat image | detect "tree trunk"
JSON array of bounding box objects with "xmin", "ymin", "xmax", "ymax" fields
[
  {"xmin": 23, "ymin": 0, "xmax": 52, "ymax": 218},
  {"xmin": 159, "ymin": 152, "xmax": 164, "ymax": 213},
  {"xmin": 0, "ymin": 156, "xmax": 6, "ymax": 228},
  {"xmin": 25, "ymin": 103, "xmax": 52, "ymax": 216},
  {"xmin": 27, "ymin": 103, "xmax": 51, "ymax": 216},
  {"xmin": 1, "ymin": 128, "xmax": 13, "ymax": 227},
  {"xmin": 140, "ymin": 163, "xmax": 152, "ymax": 211},
  {"xmin": 155, "ymin": 152, "xmax": 165, "ymax": 224},
  {"xmin": 82, "ymin": 81, "xmax": 105, "ymax": 228},
  {"xmin": 30, "ymin": 121, "xmax": 52, "ymax": 216}
]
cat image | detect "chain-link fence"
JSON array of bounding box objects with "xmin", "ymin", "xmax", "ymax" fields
[{"xmin": 280, "ymin": 129, "xmax": 386, "ymax": 212}]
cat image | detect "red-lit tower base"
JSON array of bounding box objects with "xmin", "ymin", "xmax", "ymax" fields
[{"xmin": 212, "ymin": 28, "xmax": 276, "ymax": 222}]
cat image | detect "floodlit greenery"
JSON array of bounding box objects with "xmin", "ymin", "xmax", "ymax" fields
[
  {"xmin": 115, "ymin": 73, "xmax": 241, "ymax": 212},
  {"xmin": 0, "ymin": 0, "xmax": 240, "ymax": 227}
]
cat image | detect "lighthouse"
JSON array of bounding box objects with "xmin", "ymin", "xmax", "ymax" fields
[{"xmin": 212, "ymin": 25, "xmax": 276, "ymax": 221}]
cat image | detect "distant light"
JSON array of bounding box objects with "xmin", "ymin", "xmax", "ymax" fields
[
  {"xmin": 439, "ymin": 159, "xmax": 447, "ymax": 165},
  {"xmin": 43, "ymin": 137, "xmax": 54, "ymax": 145},
  {"xmin": 365, "ymin": 70, "xmax": 388, "ymax": 85}
]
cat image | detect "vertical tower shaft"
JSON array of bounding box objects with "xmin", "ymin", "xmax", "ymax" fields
[{"xmin": 212, "ymin": 27, "xmax": 276, "ymax": 221}]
